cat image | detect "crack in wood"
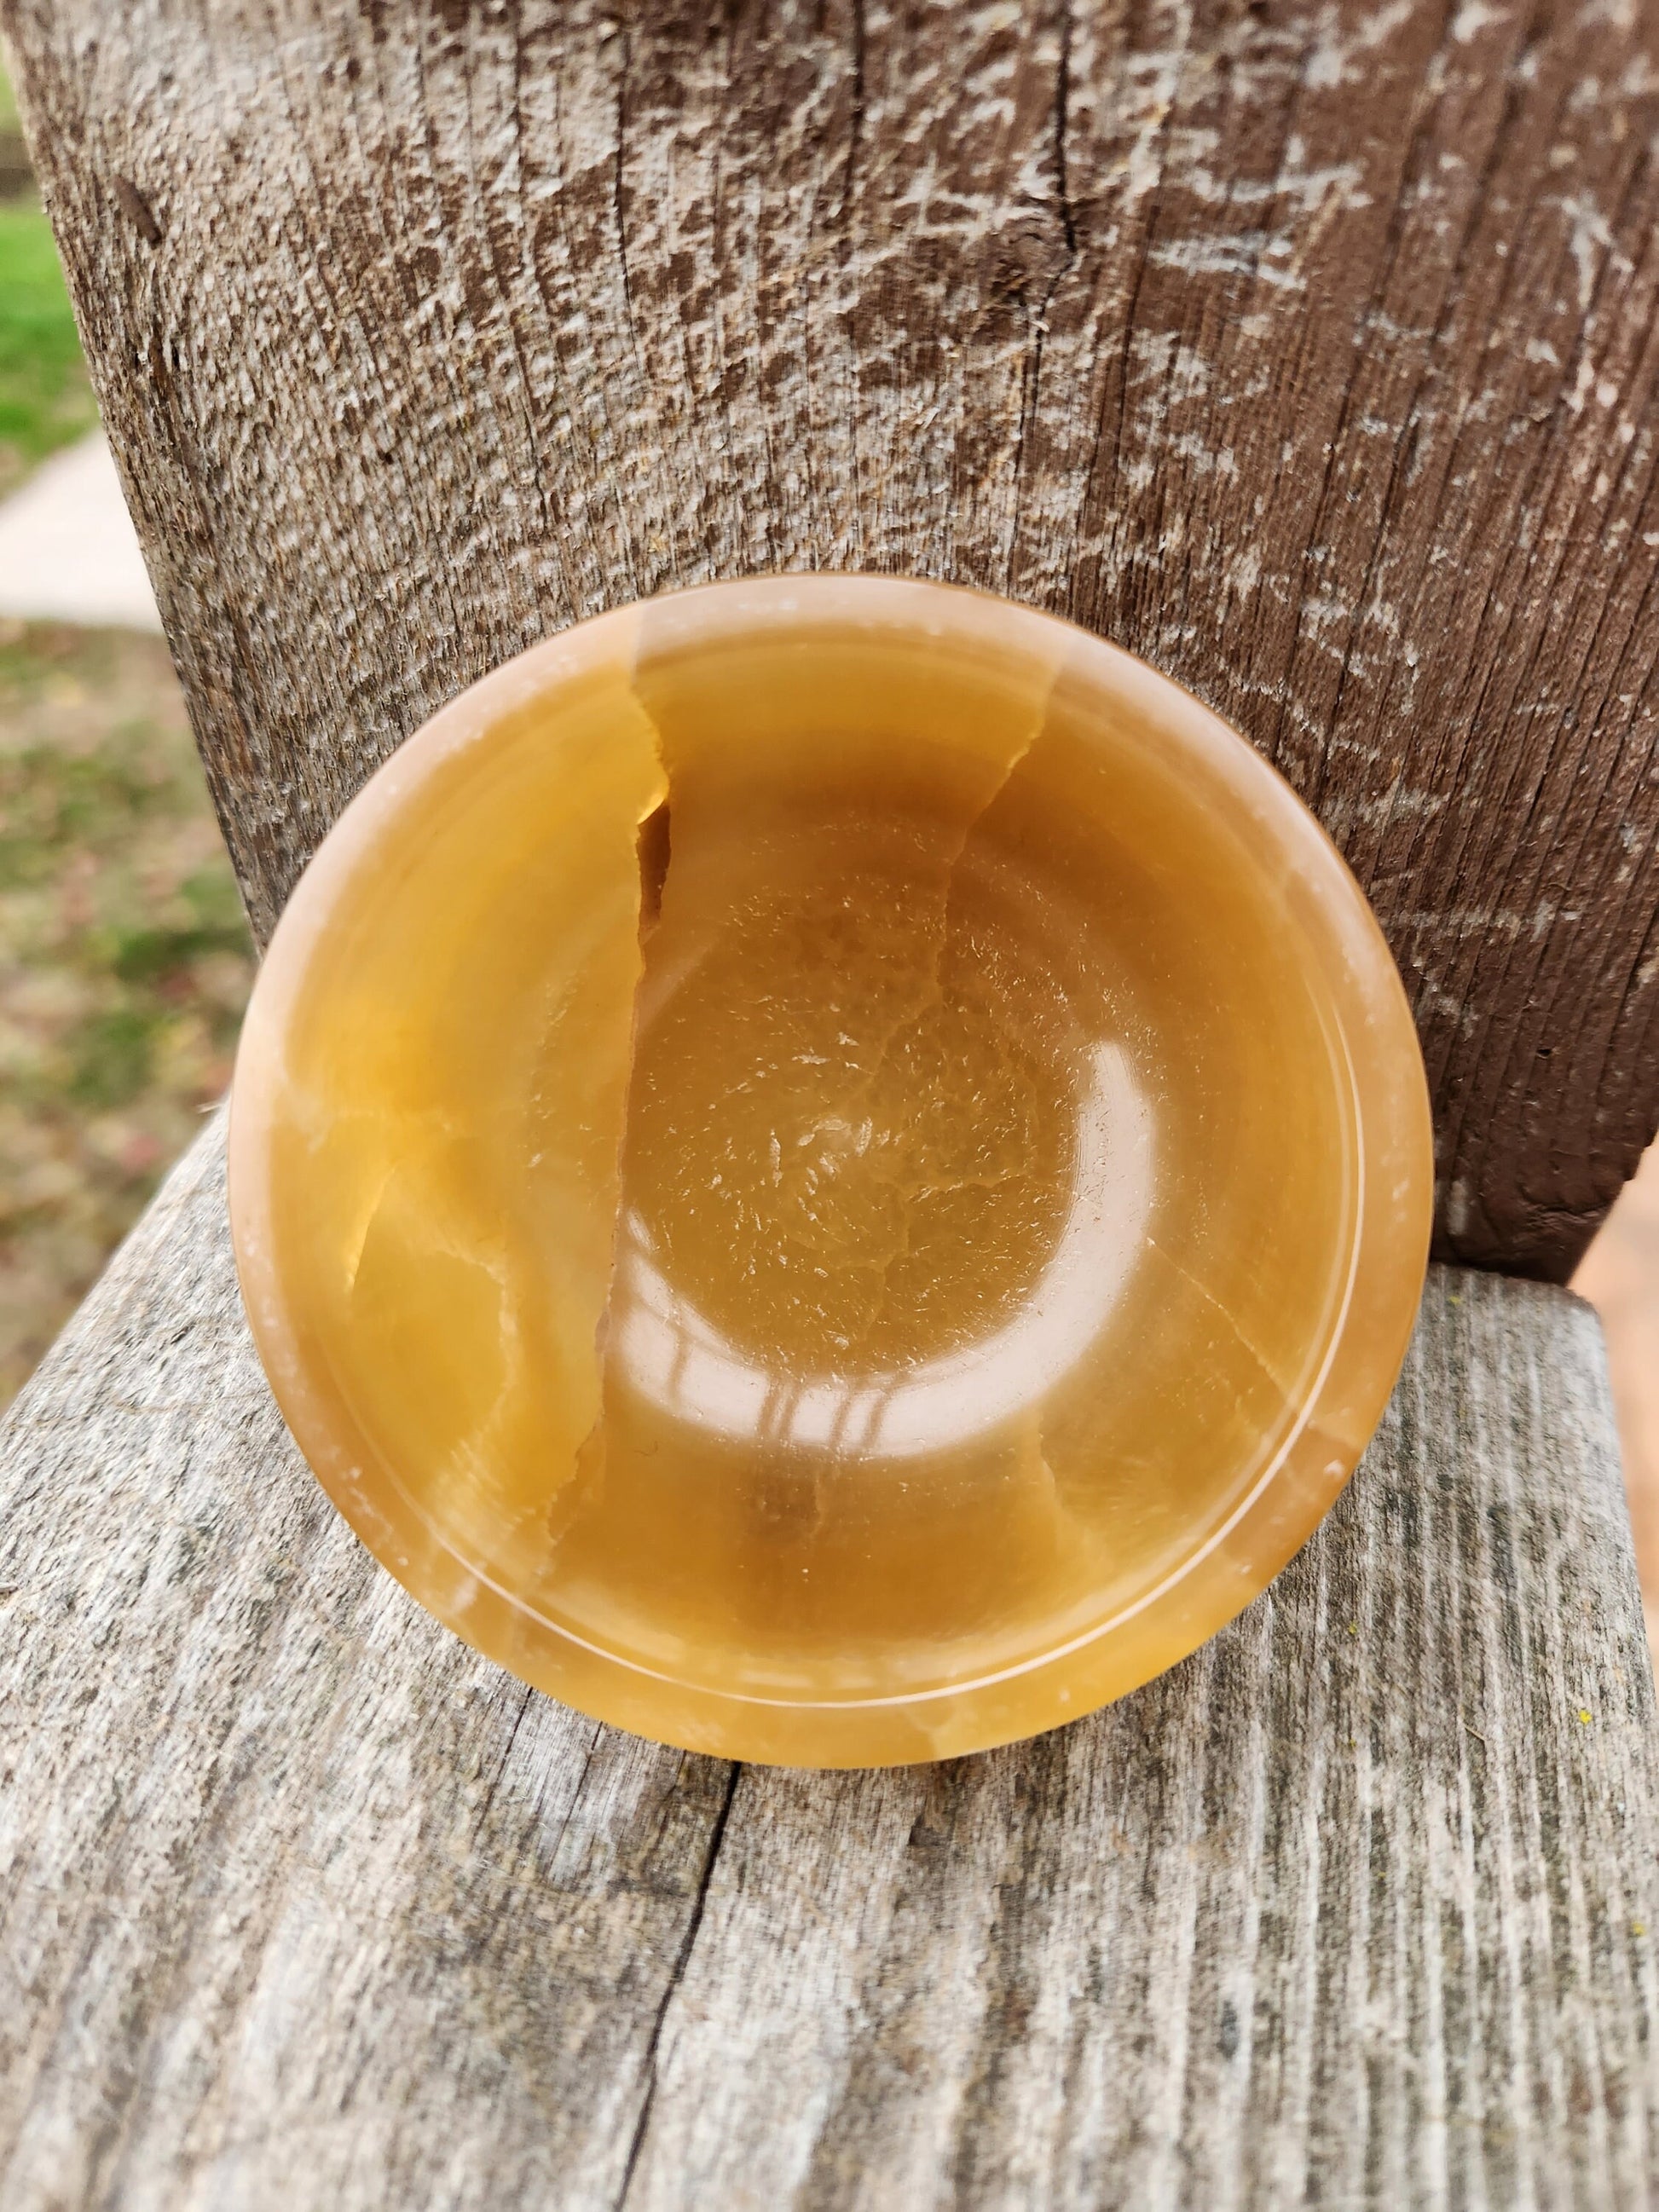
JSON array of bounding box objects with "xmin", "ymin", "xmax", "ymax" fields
[{"xmin": 616, "ymin": 1759, "xmax": 743, "ymax": 2209}]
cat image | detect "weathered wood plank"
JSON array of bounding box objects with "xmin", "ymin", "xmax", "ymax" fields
[
  {"xmin": 5, "ymin": 0, "xmax": 1659, "ymax": 1278},
  {"xmin": 1, "ymin": 1118, "xmax": 1654, "ymax": 2208}
]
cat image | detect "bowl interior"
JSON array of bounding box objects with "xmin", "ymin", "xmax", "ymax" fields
[{"xmin": 231, "ymin": 577, "xmax": 1431, "ymax": 1762}]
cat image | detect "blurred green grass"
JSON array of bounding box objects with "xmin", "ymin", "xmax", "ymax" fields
[
  {"xmin": 0, "ymin": 53, "xmax": 97, "ymax": 495},
  {"xmin": 0, "ymin": 199, "xmax": 99, "ymax": 495},
  {"xmin": 0, "ymin": 624, "xmax": 254, "ymax": 1404},
  {"xmin": 0, "ymin": 53, "xmax": 255, "ymax": 1406}
]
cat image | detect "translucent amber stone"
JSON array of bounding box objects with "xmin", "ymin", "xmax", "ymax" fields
[{"xmin": 229, "ymin": 577, "xmax": 1431, "ymax": 1765}]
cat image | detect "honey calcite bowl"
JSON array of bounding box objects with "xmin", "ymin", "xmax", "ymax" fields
[{"xmin": 230, "ymin": 576, "xmax": 1432, "ymax": 1766}]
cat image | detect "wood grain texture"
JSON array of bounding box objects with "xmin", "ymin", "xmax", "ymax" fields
[
  {"xmin": 1, "ymin": 1117, "xmax": 1655, "ymax": 2209},
  {"xmin": 5, "ymin": 0, "xmax": 1659, "ymax": 1279}
]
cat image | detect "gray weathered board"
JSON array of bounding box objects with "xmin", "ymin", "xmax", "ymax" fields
[
  {"xmin": 0, "ymin": 1118, "xmax": 1656, "ymax": 2209},
  {"xmin": 7, "ymin": 0, "xmax": 1659, "ymax": 1279}
]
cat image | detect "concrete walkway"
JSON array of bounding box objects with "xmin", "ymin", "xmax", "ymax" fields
[{"xmin": 0, "ymin": 432, "xmax": 161, "ymax": 632}]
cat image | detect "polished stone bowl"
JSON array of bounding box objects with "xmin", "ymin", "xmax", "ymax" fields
[{"xmin": 229, "ymin": 575, "xmax": 1431, "ymax": 1764}]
